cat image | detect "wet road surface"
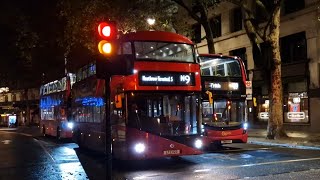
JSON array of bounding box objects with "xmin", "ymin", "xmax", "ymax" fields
[
  {"xmin": 2, "ymin": 130, "xmax": 320, "ymax": 180},
  {"xmin": 0, "ymin": 130, "xmax": 88, "ymax": 180},
  {"xmin": 113, "ymin": 144, "xmax": 320, "ymax": 179}
]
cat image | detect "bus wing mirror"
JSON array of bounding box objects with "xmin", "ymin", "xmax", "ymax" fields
[
  {"xmin": 206, "ymin": 90, "xmax": 213, "ymax": 104},
  {"xmin": 115, "ymin": 95, "xmax": 122, "ymax": 108}
]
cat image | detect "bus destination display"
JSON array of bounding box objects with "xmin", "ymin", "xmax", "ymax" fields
[{"xmin": 139, "ymin": 72, "xmax": 195, "ymax": 86}]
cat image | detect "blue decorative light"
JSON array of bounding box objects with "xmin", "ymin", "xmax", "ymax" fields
[
  {"xmin": 40, "ymin": 96, "xmax": 63, "ymax": 108},
  {"xmin": 75, "ymin": 97, "xmax": 104, "ymax": 107}
]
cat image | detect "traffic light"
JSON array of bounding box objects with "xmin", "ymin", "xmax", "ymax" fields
[{"xmin": 97, "ymin": 21, "xmax": 117, "ymax": 56}]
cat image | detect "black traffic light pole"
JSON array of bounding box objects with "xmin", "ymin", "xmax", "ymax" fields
[{"xmin": 105, "ymin": 75, "xmax": 112, "ymax": 180}]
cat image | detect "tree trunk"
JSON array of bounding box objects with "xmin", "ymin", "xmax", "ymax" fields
[{"xmin": 267, "ymin": 3, "xmax": 287, "ymax": 139}]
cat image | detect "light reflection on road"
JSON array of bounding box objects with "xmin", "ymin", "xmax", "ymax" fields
[
  {"xmin": 58, "ymin": 162, "xmax": 88, "ymax": 179},
  {"xmin": 37, "ymin": 139, "xmax": 89, "ymax": 180}
]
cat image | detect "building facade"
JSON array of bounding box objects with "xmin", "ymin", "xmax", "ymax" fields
[
  {"xmin": 0, "ymin": 88, "xmax": 40, "ymax": 127},
  {"xmin": 192, "ymin": 0, "xmax": 320, "ymax": 132}
]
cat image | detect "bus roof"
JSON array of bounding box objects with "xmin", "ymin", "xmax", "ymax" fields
[
  {"xmin": 199, "ymin": 54, "xmax": 239, "ymax": 60},
  {"xmin": 120, "ymin": 31, "xmax": 194, "ymax": 44}
]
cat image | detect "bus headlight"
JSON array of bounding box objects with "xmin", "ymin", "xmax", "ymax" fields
[
  {"xmin": 67, "ymin": 122, "xmax": 74, "ymax": 129},
  {"xmin": 134, "ymin": 143, "xmax": 146, "ymax": 153},
  {"xmin": 243, "ymin": 122, "xmax": 248, "ymax": 130},
  {"xmin": 194, "ymin": 139, "xmax": 203, "ymax": 149}
]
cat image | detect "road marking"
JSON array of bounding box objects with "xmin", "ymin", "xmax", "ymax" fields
[
  {"xmin": 1, "ymin": 140, "xmax": 12, "ymax": 144},
  {"xmin": 34, "ymin": 138, "xmax": 56, "ymax": 163},
  {"xmin": 192, "ymin": 156, "xmax": 320, "ymax": 173},
  {"xmin": 237, "ymin": 157, "xmax": 320, "ymax": 168}
]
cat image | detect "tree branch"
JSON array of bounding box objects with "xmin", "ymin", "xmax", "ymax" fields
[{"xmin": 173, "ymin": 0, "xmax": 202, "ymax": 22}]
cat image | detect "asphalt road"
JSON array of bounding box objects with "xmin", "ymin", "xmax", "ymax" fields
[
  {"xmin": 113, "ymin": 144, "xmax": 320, "ymax": 179},
  {"xmin": 1, "ymin": 130, "xmax": 320, "ymax": 180},
  {"xmin": 0, "ymin": 130, "xmax": 88, "ymax": 180}
]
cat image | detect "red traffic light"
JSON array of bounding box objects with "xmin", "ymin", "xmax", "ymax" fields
[{"xmin": 98, "ymin": 22, "xmax": 117, "ymax": 40}]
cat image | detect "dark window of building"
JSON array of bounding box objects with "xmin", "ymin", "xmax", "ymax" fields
[
  {"xmin": 191, "ymin": 23, "xmax": 202, "ymax": 43},
  {"xmin": 210, "ymin": 15, "xmax": 221, "ymax": 38},
  {"xmin": 280, "ymin": 31, "xmax": 307, "ymax": 63},
  {"xmin": 260, "ymin": 42, "xmax": 273, "ymax": 68},
  {"xmin": 230, "ymin": 8, "xmax": 242, "ymax": 33},
  {"xmin": 230, "ymin": 48, "xmax": 248, "ymax": 77},
  {"xmin": 283, "ymin": 0, "xmax": 304, "ymax": 14}
]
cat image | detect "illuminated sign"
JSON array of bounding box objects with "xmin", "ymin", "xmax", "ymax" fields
[
  {"xmin": 210, "ymin": 83, "xmax": 221, "ymax": 89},
  {"xmin": 287, "ymin": 112, "xmax": 305, "ymax": 120},
  {"xmin": 205, "ymin": 81, "xmax": 239, "ymax": 91},
  {"xmin": 258, "ymin": 112, "xmax": 269, "ymax": 120},
  {"xmin": 139, "ymin": 72, "xmax": 195, "ymax": 86}
]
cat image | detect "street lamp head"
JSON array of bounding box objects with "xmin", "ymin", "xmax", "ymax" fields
[{"xmin": 147, "ymin": 18, "xmax": 155, "ymax": 26}]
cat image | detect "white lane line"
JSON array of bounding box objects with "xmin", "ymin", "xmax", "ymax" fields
[
  {"xmin": 236, "ymin": 157, "xmax": 320, "ymax": 168},
  {"xmin": 33, "ymin": 138, "xmax": 56, "ymax": 163},
  {"xmin": 193, "ymin": 156, "xmax": 320, "ymax": 173},
  {"xmin": 132, "ymin": 157, "xmax": 320, "ymax": 180}
]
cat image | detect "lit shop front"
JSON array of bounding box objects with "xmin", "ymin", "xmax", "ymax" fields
[
  {"xmin": 255, "ymin": 81, "xmax": 309, "ymax": 124},
  {"xmin": 283, "ymin": 92, "xmax": 308, "ymax": 123}
]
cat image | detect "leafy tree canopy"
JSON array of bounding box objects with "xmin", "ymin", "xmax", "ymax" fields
[{"xmin": 58, "ymin": 0, "xmax": 178, "ymax": 56}]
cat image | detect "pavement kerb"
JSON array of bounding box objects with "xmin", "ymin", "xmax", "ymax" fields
[{"xmin": 248, "ymin": 137, "xmax": 320, "ymax": 150}]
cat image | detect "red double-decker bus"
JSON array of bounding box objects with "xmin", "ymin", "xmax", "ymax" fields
[
  {"xmin": 40, "ymin": 73, "xmax": 76, "ymax": 139},
  {"xmin": 71, "ymin": 31, "xmax": 204, "ymax": 160},
  {"xmin": 199, "ymin": 54, "xmax": 248, "ymax": 148}
]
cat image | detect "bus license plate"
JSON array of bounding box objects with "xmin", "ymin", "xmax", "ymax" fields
[
  {"xmin": 221, "ymin": 140, "xmax": 232, "ymax": 144},
  {"xmin": 163, "ymin": 150, "xmax": 181, "ymax": 155}
]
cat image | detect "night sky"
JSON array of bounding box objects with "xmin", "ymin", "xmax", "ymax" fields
[{"xmin": 0, "ymin": 0, "xmax": 65, "ymax": 88}]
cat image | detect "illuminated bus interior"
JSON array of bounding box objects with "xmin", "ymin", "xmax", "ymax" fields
[
  {"xmin": 202, "ymin": 100, "xmax": 245, "ymax": 127},
  {"xmin": 132, "ymin": 42, "xmax": 195, "ymax": 63},
  {"xmin": 126, "ymin": 93, "xmax": 199, "ymax": 136},
  {"xmin": 199, "ymin": 57, "xmax": 241, "ymax": 77}
]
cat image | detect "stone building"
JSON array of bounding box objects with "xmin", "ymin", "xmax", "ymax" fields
[
  {"xmin": 191, "ymin": 0, "xmax": 320, "ymax": 131},
  {"xmin": 0, "ymin": 88, "xmax": 40, "ymax": 126}
]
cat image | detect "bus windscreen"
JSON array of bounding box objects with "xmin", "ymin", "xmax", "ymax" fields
[
  {"xmin": 200, "ymin": 57, "xmax": 241, "ymax": 77},
  {"xmin": 127, "ymin": 93, "xmax": 199, "ymax": 136}
]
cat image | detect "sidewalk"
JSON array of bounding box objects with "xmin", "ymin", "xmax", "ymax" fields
[
  {"xmin": 0, "ymin": 125, "xmax": 42, "ymax": 137},
  {"xmin": 248, "ymin": 128, "xmax": 320, "ymax": 150}
]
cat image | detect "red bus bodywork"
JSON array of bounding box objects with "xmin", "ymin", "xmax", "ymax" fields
[
  {"xmin": 72, "ymin": 31, "xmax": 204, "ymax": 160},
  {"xmin": 199, "ymin": 54, "xmax": 248, "ymax": 147}
]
